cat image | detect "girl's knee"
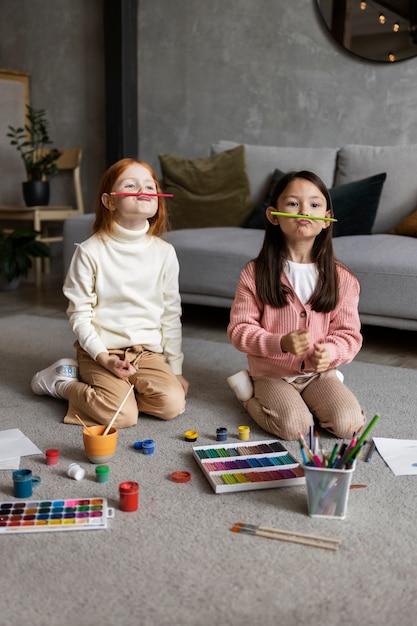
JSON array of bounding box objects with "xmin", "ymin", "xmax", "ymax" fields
[
  {"xmin": 160, "ymin": 391, "xmax": 186, "ymax": 420},
  {"xmin": 248, "ymin": 399, "xmax": 312, "ymax": 441},
  {"xmin": 321, "ymin": 409, "xmax": 365, "ymax": 439},
  {"xmin": 113, "ymin": 408, "xmax": 139, "ymax": 428}
]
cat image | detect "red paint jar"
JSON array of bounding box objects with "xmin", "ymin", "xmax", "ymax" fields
[
  {"xmin": 45, "ymin": 449, "xmax": 59, "ymax": 465},
  {"xmin": 119, "ymin": 481, "xmax": 139, "ymax": 512}
]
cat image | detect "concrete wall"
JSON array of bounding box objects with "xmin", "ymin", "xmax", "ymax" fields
[
  {"xmin": 139, "ymin": 0, "xmax": 417, "ymax": 174},
  {"xmin": 2, "ymin": 0, "xmax": 417, "ymax": 206},
  {"xmin": 0, "ymin": 0, "xmax": 105, "ymax": 213}
]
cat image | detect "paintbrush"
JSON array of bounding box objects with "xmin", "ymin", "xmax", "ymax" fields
[
  {"xmin": 110, "ymin": 192, "xmax": 173, "ymax": 197},
  {"xmin": 75, "ymin": 413, "xmax": 96, "ymax": 435},
  {"xmin": 270, "ymin": 211, "xmax": 337, "ymax": 222},
  {"xmin": 102, "ymin": 384, "xmax": 134, "ymax": 436},
  {"xmin": 231, "ymin": 522, "xmax": 341, "ymax": 551}
]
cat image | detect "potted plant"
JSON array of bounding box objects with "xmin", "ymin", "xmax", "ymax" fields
[
  {"xmin": 7, "ymin": 105, "xmax": 62, "ymax": 206},
  {"xmin": 0, "ymin": 227, "xmax": 50, "ymax": 289}
]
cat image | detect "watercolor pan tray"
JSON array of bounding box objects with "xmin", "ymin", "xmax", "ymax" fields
[
  {"xmin": 0, "ymin": 497, "xmax": 114, "ymax": 534},
  {"xmin": 192, "ymin": 439, "xmax": 305, "ymax": 493}
]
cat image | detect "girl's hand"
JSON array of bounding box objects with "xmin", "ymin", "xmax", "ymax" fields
[
  {"xmin": 96, "ymin": 353, "xmax": 137, "ymax": 379},
  {"xmin": 281, "ymin": 329, "xmax": 310, "ymax": 355},
  {"xmin": 311, "ymin": 343, "xmax": 331, "ymax": 372},
  {"xmin": 176, "ymin": 374, "xmax": 189, "ymax": 396}
]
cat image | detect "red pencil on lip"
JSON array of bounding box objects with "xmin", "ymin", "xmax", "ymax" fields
[{"xmin": 110, "ymin": 192, "xmax": 173, "ymax": 197}]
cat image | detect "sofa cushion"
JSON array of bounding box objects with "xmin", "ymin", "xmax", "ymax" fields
[
  {"xmin": 164, "ymin": 227, "xmax": 264, "ymax": 306},
  {"xmin": 158, "ymin": 145, "xmax": 253, "ymax": 230},
  {"xmin": 244, "ymin": 168, "xmax": 387, "ymax": 237},
  {"xmin": 333, "ymin": 234, "xmax": 417, "ymax": 321},
  {"xmin": 335, "ymin": 144, "xmax": 417, "ymax": 233},
  {"xmin": 391, "ymin": 206, "xmax": 417, "ymax": 237},
  {"xmin": 211, "ymin": 140, "xmax": 338, "ymax": 207}
]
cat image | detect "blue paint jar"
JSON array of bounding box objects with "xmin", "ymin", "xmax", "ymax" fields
[
  {"xmin": 216, "ymin": 427, "xmax": 228, "ymax": 442},
  {"xmin": 142, "ymin": 439, "xmax": 155, "ymax": 455}
]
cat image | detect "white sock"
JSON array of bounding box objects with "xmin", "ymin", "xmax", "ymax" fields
[{"xmin": 227, "ymin": 370, "xmax": 254, "ymax": 402}]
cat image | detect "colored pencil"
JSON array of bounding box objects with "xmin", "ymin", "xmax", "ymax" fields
[
  {"xmin": 231, "ymin": 522, "xmax": 341, "ymax": 551},
  {"xmin": 110, "ymin": 192, "xmax": 173, "ymax": 197},
  {"xmin": 364, "ymin": 440, "xmax": 376, "ymax": 463},
  {"xmin": 102, "ymin": 384, "xmax": 134, "ymax": 436},
  {"xmin": 270, "ymin": 211, "xmax": 337, "ymax": 222},
  {"xmin": 345, "ymin": 414, "xmax": 380, "ymax": 464}
]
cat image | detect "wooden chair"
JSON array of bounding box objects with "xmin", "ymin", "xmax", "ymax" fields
[{"xmin": 0, "ymin": 148, "xmax": 84, "ymax": 286}]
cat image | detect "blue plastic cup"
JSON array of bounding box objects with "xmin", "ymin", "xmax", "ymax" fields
[{"xmin": 13, "ymin": 469, "xmax": 41, "ymax": 498}]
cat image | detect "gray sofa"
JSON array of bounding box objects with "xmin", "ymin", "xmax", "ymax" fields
[{"xmin": 63, "ymin": 141, "xmax": 417, "ymax": 331}]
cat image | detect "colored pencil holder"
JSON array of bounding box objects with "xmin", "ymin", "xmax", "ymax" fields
[{"xmin": 302, "ymin": 462, "xmax": 355, "ymax": 520}]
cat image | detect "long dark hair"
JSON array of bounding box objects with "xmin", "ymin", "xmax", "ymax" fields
[{"xmin": 254, "ymin": 170, "xmax": 338, "ymax": 311}]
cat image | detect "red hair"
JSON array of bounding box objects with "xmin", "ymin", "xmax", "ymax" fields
[{"xmin": 93, "ymin": 158, "xmax": 167, "ymax": 237}]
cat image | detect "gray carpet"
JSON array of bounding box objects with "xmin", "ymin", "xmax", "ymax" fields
[{"xmin": 1, "ymin": 314, "xmax": 417, "ymax": 626}]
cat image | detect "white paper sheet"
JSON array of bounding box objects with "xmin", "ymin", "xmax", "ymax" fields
[
  {"xmin": 0, "ymin": 428, "xmax": 42, "ymax": 470},
  {"xmin": 0, "ymin": 457, "xmax": 20, "ymax": 470},
  {"xmin": 373, "ymin": 437, "xmax": 417, "ymax": 476}
]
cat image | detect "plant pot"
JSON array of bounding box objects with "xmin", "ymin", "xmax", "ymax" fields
[
  {"xmin": 0, "ymin": 275, "xmax": 20, "ymax": 291},
  {"xmin": 22, "ymin": 181, "xmax": 50, "ymax": 207}
]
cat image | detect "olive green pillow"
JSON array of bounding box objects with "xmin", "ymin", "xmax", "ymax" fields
[
  {"xmin": 391, "ymin": 207, "xmax": 417, "ymax": 237},
  {"xmin": 159, "ymin": 145, "xmax": 253, "ymax": 230}
]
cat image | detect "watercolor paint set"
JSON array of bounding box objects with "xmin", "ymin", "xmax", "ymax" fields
[
  {"xmin": 192, "ymin": 439, "xmax": 305, "ymax": 493},
  {"xmin": 0, "ymin": 497, "xmax": 114, "ymax": 534}
]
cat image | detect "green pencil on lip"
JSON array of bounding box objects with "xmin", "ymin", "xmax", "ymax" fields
[
  {"xmin": 270, "ymin": 211, "xmax": 338, "ymax": 222},
  {"xmin": 345, "ymin": 414, "xmax": 381, "ymax": 464}
]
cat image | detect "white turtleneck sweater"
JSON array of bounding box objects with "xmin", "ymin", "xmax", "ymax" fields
[{"xmin": 63, "ymin": 221, "xmax": 184, "ymax": 375}]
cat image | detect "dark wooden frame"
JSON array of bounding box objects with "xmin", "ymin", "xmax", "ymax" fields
[{"xmin": 103, "ymin": 0, "xmax": 138, "ymax": 166}]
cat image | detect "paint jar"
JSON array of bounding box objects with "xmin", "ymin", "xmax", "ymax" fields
[
  {"xmin": 45, "ymin": 448, "xmax": 59, "ymax": 465},
  {"xmin": 12, "ymin": 469, "xmax": 41, "ymax": 498},
  {"xmin": 67, "ymin": 463, "xmax": 86, "ymax": 481},
  {"xmin": 119, "ymin": 481, "xmax": 139, "ymax": 512},
  {"xmin": 216, "ymin": 427, "xmax": 228, "ymax": 442},
  {"xmin": 184, "ymin": 430, "xmax": 198, "ymax": 442},
  {"xmin": 303, "ymin": 462, "xmax": 355, "ymax": 520},
  {"xmin": 142, "ymin": 439, "xmax": 155, "ymax": 455},
  {"xmin": 95, "ymin": 465, "xmax": 110, "ymax": 483},
  {"xmin": 238, "ymin": 425, "xmax": 250, "ymax": 441},
  {"xmin": 133, "ymin": 440, "xmax": 155, "ymax": 454}
]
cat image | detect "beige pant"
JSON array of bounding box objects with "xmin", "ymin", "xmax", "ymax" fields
[
  {"xmin": 64, "ymin": 343, "xmax": 186, "ymax": 428},
  {"xmin": 246, "ymin": 369, "xmax": 365, "ymax": 440}
]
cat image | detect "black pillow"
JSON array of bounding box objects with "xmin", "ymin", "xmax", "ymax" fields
[{"xmin": 244, "ymin": 169, "xmax": 387, "ymax": 237}]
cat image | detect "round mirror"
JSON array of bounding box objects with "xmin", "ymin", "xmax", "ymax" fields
[{"xmin": 316, "ymin": 0, "xmax": 417, "ymax": 63}]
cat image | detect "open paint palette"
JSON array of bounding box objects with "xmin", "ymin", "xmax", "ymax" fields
[
  {"xmin": 0, "ymin": 497, "xmax": 114, "ymax": 534},
  {"xmin": 193, "ymin": 439, "xmax": 305, "ymax": 493}
]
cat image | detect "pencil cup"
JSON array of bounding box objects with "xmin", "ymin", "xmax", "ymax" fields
[
  {"xmin": 302, "ymin": 462, "xmax": 355, "ymax": 520},
  {"xmin": 13, "ymin": 469, "xmax": 41, "ymax": 498}
]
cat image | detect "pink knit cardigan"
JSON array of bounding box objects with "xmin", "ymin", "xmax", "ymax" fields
[{"xmin": 227, "ymin": 260, "xmax": 362, "ymax": 378}]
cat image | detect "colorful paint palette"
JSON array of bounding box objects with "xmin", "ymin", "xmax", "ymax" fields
[
  {"xmin": 193, "ymin": 439, "xmax": 305, "ymax": 493},
  {"xmin": 0, "ymin": 498, "xmax": 114, "ymax": 534}
]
